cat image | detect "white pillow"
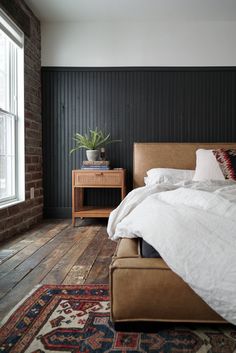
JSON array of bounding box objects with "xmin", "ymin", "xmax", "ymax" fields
[
  {"xmin": 193, "ymin": 149, "xmax": 225, "ymax": 181},
  {"xmin": 145, "ymin": 168, "xmax": 195, "ymax": 186}
]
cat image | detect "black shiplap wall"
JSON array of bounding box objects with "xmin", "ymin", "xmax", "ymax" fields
[{"xmin": 42, "ymin": 67, "xmax": 236, "ymax": 217}]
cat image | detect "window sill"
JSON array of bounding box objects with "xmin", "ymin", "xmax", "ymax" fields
[{"xmin": 0, "ymin": 198, "xmax": 25, "ymax": 210}]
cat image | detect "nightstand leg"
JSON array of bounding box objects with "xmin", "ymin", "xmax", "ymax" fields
[
  {"xmin": 121, "ymin": 186, "xmax": 126, "ymax": 200},
  {"xmin": 72, "ymin": 183, "xmax": 75, "ymax": 226},
  {"xmin": 78, "ymin": 188, "xmax": 84, "ymax": 209}
]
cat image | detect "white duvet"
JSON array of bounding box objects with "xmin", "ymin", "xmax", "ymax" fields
[{"xmin": 107, "ymin": 180, "xmax": 236, "ymax": 325}]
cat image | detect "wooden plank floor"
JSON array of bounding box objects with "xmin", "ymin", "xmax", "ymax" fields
[{"xmin": 0, "ymin": 219, "xmax": 116, "ymax": 321}]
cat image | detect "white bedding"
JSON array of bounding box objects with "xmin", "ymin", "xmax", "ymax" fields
[{"xmin": 107, "ymin": 180, "xmax": 236, "ymax": 324}]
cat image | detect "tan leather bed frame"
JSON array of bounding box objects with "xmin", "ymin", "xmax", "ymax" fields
[{"xmin": 110, "ymin": 142, "xmax": 236, "ymax": 325}]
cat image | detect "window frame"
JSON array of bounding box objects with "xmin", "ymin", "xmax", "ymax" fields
[
  {"xmin": 0, "ymin": 9, "xmax": 24, "ymax": 209},
  {"xmin": 0, "ymin": 109, "xmax": 17, "ymax": 204}
]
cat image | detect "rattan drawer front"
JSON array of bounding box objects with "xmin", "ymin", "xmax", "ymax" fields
[{"xmin": 74, "ymin": 172, "xmax": 122, "ymax": 186}]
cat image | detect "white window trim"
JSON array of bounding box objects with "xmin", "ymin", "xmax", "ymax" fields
[
  {"xmin": 0, "ymin": 10, "xmax": 24, "ymax": 209},
  {"xmin": 0, "ymin": 9, "xmax": 23, "ymax": 48},
  {"xmin": 0, "ymin": 198, "xmax": 24, "ymax": 210}
]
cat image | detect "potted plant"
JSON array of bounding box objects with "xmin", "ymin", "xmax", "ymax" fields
[{"xmin": 70, "ymin": 128, "xmax": 121, "ymax": 161}]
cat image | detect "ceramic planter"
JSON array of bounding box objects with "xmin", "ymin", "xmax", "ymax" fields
[{"xmin": 86, "ymin": 149, "xmax": 99, "ymax": 161}]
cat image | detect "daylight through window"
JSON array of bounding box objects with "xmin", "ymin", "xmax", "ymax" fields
[{"xmin": 0, "ymin": 9, "xmax": 24, "ymax": 207}]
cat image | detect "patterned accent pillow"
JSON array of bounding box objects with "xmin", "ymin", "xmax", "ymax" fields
[{"xmin": 213, "ymin": 149, "xmax": 236, "ymax": 180}]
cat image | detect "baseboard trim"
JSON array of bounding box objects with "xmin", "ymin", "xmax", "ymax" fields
[{"xmin": 44, "ymin": 207, "xmax": 72, "ymax": 218}]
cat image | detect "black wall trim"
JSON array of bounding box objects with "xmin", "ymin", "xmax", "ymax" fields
[
  {"xmin": 42, "ymin": 66, "xmax": 236, "ymax": 72},
  {"xmin": 42, "ymin": 67, "xmax": 236, "ymax": 218}
]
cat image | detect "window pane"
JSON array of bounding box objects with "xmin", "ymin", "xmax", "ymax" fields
[
  {"xmin": 0, "ymin": 10, "xmax": 23, "ymax": 207},
  {"xmin": 0, "ymin": 111, "xmax": 15, "ymax": 201},
  {"xmin": 0, "ymin": 30, "xmax": 9, "ymax": 112}
]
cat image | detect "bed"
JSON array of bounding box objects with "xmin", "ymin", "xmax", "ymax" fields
[{"xmin": 109, "ymin": 142, "xmax": 236, "ymax": 327}]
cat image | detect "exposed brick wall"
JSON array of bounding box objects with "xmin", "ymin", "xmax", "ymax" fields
[{"xmin": 0, "ymin": 0, "xmax": 43, "ymax": 242}]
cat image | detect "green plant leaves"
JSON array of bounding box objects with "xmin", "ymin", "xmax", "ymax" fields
[{"xmin": 70, "ymin": 128, "xmax": 121, "ymax": 154}]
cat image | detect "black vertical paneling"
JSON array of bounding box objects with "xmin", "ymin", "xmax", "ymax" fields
[{"xmin": 42, "ymin": 67, "xmax": 236, "ymax": 218}]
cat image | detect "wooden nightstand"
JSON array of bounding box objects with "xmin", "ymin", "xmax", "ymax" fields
[{"xmin": 72, "ymin": 169, "xmax": 126, "ymax": 225}]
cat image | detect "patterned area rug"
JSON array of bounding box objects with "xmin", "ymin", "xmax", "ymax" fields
[{"xmin": 0, "ymin": 284, "xmax": 236, "ymax": 353}]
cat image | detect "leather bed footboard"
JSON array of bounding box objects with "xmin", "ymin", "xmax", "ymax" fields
[{"xmin": 109, "ymin": 238, "xmax": 226, "ymax": 324}]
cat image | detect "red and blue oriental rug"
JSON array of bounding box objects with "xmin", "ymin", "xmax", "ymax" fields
[{"xmin": 0, "ymin": 284, "xmax": 236, "ymax": 353}]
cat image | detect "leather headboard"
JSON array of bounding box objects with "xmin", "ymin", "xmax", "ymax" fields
[{"xmin": 133, "ymin": 142, "xmax": 236, "ymax": 188}]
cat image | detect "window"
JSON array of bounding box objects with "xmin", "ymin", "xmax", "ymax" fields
[{"xmin": 0, "ymin": 9, "xmax": 24, "ymax": 208}]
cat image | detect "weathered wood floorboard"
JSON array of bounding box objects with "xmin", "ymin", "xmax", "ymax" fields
[
  {"xmin": 0, "ymin": 220, "xmax": 70, "ymax": 280},
  {"xmin": 62, "ymin": 225, "xmax": 106, "ymax": 285},
  {"xmin": 0, "ymin": 221, "xmax": 59, "ymax": 265},
  {"xmin": 85, "ymin": 229, "xmax": 116, "ymax": 284},
  {"xmin": 41, "ymin": 225, "xmax": 101, "ymax": 284},
  {"xmin": 0, "ymin": 224, "xmax": 78, "ymax": 299},
  {"xmin": 0, "ymin": 219, "xmax": 115, "ymax": 321}
]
